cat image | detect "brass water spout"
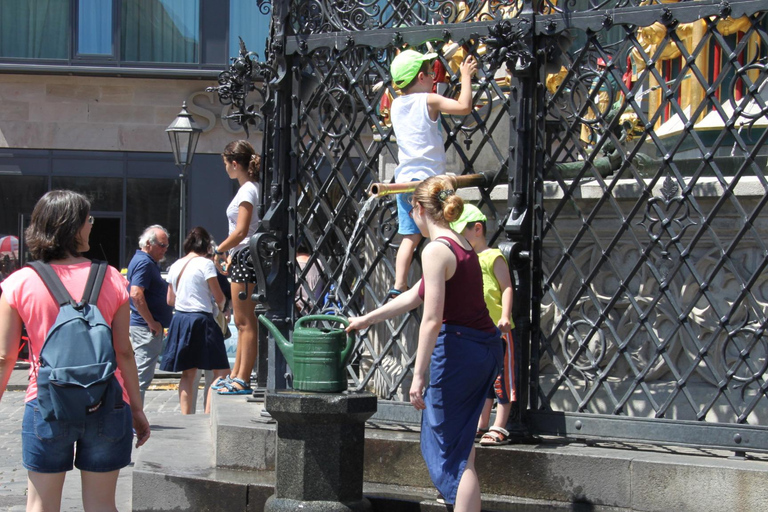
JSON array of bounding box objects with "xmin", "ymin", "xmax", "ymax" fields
[{"xmin": 367, "ymin": 172, "xmax": 495, "ymax": 197}]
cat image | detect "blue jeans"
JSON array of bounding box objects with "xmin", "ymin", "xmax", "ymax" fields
[{"xmin": 22, "ymin": 399, "xmax": 133, "ymax": 473}]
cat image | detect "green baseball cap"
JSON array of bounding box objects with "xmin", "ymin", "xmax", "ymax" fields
[
  {"xmin": 391, "ymin": 49, "xmax": 437, "ymax": 89},
  {"xmin": 450, "ymin": 204, "xmax": 487, "ymax": 233}
]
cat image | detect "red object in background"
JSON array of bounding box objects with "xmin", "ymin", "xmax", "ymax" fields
[
  {"xmin": 379, "ymin": 91, "xmax": 392, "ymax": 115},
  {"xmin": 18, "ymin": 331, "xmax": 30, "ymax": 362},
  {"xmin": 0, "ymin": 235, "xmax": 19, "ymax": 256},
  {"xmin": 623, "ymin": 56, "xmax": 633, "ymax": 91},
  {"xmin": 433, "ymin": 59, "xmax": 448, "ymax": 93}
]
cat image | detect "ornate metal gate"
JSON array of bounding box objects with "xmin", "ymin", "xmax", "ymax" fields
[{"xmin": 212, "ymin": 0, "xmax": 768, "ymax": 452}]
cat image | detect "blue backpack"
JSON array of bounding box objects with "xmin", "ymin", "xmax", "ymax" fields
[{"xmin": 29, "ymin": 261, "xmax": 123, "ymax": 423}]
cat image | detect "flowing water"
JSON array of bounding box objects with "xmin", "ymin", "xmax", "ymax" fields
[{"xmin": 338, "ymin": 195, "xmax": 379, "ymax": 295}]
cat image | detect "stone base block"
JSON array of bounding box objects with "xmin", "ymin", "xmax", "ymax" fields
[{"xmin": 264, "ymin": 496, "xmax": 372, "ymax": 512}]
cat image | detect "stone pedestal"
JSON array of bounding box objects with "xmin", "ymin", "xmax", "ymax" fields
[{"xmin": 264, "ymin": 391, "xmax": 377, "ymax": 512}]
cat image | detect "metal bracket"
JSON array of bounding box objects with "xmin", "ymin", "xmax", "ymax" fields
[{"xmin": 249, "ymin": 232, "xmax": 281, "ymax": 314}]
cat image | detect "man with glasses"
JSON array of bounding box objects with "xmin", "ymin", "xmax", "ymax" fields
[{"xmin": 127, "ymin": 225, "xmax": 173, "ymax": 403}]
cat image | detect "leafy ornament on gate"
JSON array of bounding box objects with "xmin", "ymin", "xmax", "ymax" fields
[
  {"xmin": 639, "ymin": 175, "xmax": 697, "ymax": 278},
  {"xmin": 207, "ymin": 38, "xmax": 271, "ymax": 136},
  {"xmin": 482, "ymin": 19, "xmax": 534, "ymax": 77}
]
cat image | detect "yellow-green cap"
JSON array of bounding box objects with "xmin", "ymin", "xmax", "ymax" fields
[
  {"xmin": 450, "ymin": 204, "xmax": 487, "ymax": 233},
  {"xmin": 391, "ymin": 49, "xmax": 437, "ymax": 89}
]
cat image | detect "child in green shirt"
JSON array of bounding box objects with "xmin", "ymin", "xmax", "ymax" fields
[{"xmin": 451, "ymin": 204, "xmax": 516, "ymax": 445}]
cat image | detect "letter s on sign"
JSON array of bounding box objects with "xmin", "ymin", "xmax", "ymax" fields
[{"xmin": 186, "ymin": 92, "xmax": 217, "ymax": 133}]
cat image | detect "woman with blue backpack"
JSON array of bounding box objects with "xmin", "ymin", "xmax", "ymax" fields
[{"xmin": 0, "ymin": 190, "xmax": 150, "ymax": 512}]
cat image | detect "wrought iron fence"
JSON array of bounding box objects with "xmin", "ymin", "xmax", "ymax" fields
[{"xmin": 211, "ymin": 0, "xmax": 768, "ymax": 451}]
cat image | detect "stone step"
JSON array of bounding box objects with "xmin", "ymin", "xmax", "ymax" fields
[{"xmin": 133, "ymin": 393, "xmax": 768, "ymax": 512}]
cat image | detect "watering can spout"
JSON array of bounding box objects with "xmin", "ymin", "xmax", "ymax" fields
[{"xmin": 258, "ymin": 316, "xmax": 294, "ymax": 370}]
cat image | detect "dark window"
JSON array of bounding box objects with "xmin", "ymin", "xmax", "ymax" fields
[
  {"xmin": 50, "ymin": 176, "xmax": 123, "ymax": 212},
  {"xmin": 0, "ymin": 175, "xmax": 48, "ymax": 274},
  {"xmin": 126, "ymin": 177, "xmax": 180, "ymax": 269},
  {"xmin": 0, "ymin": 0, "xmax": 70, "ymax": 59},
  {"xmin": 0, "ymin": 0, "xmax": 266, "ymax": 70},
  {"xmin": 121, "ymin": 0, "xmax": 200, "ymax": 63}
]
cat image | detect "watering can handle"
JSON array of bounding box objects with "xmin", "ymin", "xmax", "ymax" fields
[
  {"xmin": 295, "ymin": 315, "xmax": 356, "ymax": 366},
  {"xmin": 295, "ymin": 315, "xmax": 349, "ymax": 330}
]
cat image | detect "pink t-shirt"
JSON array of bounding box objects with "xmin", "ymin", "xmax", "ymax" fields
[{"xmin": 1, "ymin": 262, "xmax": 130, "ymax": 403}]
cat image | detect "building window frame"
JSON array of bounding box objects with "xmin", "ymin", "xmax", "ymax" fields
[
  {"xmin": 0, "ymin": 0, "xmax": 269, "ymax": 74},
  {"xmin": 73, "ymin": 0, "xmax": 119, "ymax": 62}
]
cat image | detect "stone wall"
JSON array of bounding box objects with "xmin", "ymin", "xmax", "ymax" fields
[{"xmin": 0, "ymin": 74, "xmax": 257, "ymax": 153}]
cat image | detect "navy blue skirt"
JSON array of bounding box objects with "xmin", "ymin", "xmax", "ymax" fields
[
  {"xmin": 420, "ymin": 324, "xmax": 503, "ymax": 504},
  {"xmin": 160, "ymin": 311, "xmax": 230, "ymax": 372}
]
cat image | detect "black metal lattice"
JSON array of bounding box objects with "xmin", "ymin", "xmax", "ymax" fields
[{"xmin": 215, "ymin": 0, "xmax": 768, "ymax": 450}]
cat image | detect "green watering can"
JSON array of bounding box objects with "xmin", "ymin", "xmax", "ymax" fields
[{"xmin": 258, "ymin": 314, "xmax": 355, "ymax": 393}]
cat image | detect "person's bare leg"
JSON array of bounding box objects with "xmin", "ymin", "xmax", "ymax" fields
[
  {"xmin": 230, "ymin": 336, "xmax": 243, "ymax": 380},
  {"xmin": 230, "ymin": 282, "xmax": 258, "ymax": 390},
  {"xmin": 81, "ymin": 469, "xmax": 119, "ymax": 512},
  {"xmin": 26, "ymin": 471, "xmax": 66, "ymax": 512},
  {"xmin": 179, "ymin": 368, "xmax": 199, "ymax": 414},
  {"xmin": 477, "ymin": 398, "xmax": 493, "ymax": 431},
  {"xmin": 394, "ymin": 234, "xmax": 421, "ymax": 291},
  {"xmin": 207, "ymin": 369, "xmax": 230, "ymax": 413},
  {"xmin": 454, "ymin": 446, "xmax": 481, "ymax": 512},
  {"xmin": 493, "ymin": 401, "xmax": 512, "ymax": 430}
]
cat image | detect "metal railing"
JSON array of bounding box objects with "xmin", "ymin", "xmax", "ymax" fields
[{"xmin": 211, "ymin": 0, "xmax": 768, "ymax": 452}]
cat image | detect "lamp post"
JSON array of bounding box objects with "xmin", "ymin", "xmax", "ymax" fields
[{"xmin": 166, "ymin": 101, "xmax": 202, "ymax": 258}]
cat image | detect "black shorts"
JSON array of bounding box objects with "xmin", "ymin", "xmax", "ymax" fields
[{"xmin": 229, "ymin": 247, "xmax": 258, "ymax": 284}]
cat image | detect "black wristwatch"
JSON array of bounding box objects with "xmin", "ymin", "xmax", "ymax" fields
[{"xmin": 214, "ymin": 247, "xmax": 225, "ymax": 256}]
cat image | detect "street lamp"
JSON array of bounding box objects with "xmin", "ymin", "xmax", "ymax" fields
[{"xmin": 166, "ymin": 101, "xmax": 202, "ymax": 257}]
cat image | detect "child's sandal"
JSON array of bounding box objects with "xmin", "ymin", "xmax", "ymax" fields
[
  {"xmin": 479, "ymin": 426, "xmax": 511, "ymax": 446},
  {"xmin": 474, "ymin": 428, "xmax": 489, "ymax": 442}
]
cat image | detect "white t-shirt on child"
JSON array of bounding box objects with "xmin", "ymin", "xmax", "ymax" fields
[
  {"xmin": 166, "ymin": 257, "xmax": 218, "ymax": 314},
  {"xmin": 390, "ymin": 92, "xmax": 446, "ymax": 183},
  {"xmin": 226, "ymin": 180, "xmax": 261, "ymax": 251}
]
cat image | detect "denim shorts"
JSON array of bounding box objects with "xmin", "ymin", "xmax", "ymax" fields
[
  {"xmin": 22, "ymin": 399, "xmax": 133, "ymax": 473},
  {"xmin": 397, "ymin": 191, "xmax": 420, "ymax": 235}
]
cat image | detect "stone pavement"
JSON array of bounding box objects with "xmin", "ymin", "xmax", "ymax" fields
[{"xmin": 0, "ymin": 364, "xmax": 202, "ymax": 511}]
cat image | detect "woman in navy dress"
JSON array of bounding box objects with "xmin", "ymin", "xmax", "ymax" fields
[
  {"xmin": 347, "ymin": 175, "xmax": 502, "ymax": 512},
  {"xmin": 161, "ymin": 227, "xmax": 229, "ymax": 413}
]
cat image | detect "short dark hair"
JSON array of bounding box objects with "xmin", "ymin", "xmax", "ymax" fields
[
  {"xmin": 25, "ymin": 190, "xmax": 90, "ymax": 262},
  {"xmin": 183, "ymin": 226, "xmax": 213, "ymax": 256},
  {"xmin": 402, "ymin": 61, "xmax": 433, "ymax": 92}
]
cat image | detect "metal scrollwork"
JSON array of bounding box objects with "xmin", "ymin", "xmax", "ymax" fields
[
  {"xmin": 291, "ymin": 0, "xmax": 522, "ymax": 33},
  {"xmin": 560, "ymin": 317, "xmax": 607, "ymax": 378},
  {"xmin": 256, "ymin": 0, "xmax": 272, "ymax": 15},
  {"xmin": 640, "ymin": 175, "xmax": 697, "ymax": 271},
  {"xmin": 483, "ymin": 19, "xmax": 534, "ymax": 77},
  {"xmin": 722, "ymin": 322, "xmax": 768, "ymax": 386},
  {"xmin": 727, "ymin": 56, "xmax": 768, "ymax": 134},
  {"xmin": 206, "ymin": 38, "xmax": 270, "ymax": 135}
]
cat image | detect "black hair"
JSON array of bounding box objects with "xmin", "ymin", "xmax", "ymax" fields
[{"xmin": 183, "ymin": 226, "xmax": 213, "ymax": 255}]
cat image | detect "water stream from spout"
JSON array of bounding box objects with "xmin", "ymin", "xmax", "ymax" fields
[{"xmin": 337, "ymin": 195, "xmax": 379, "ymax": 303}]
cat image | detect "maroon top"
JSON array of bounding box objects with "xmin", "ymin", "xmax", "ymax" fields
[{"xmin": 418, "ymin": 236, "xmax": 496, "ymax": 333}]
